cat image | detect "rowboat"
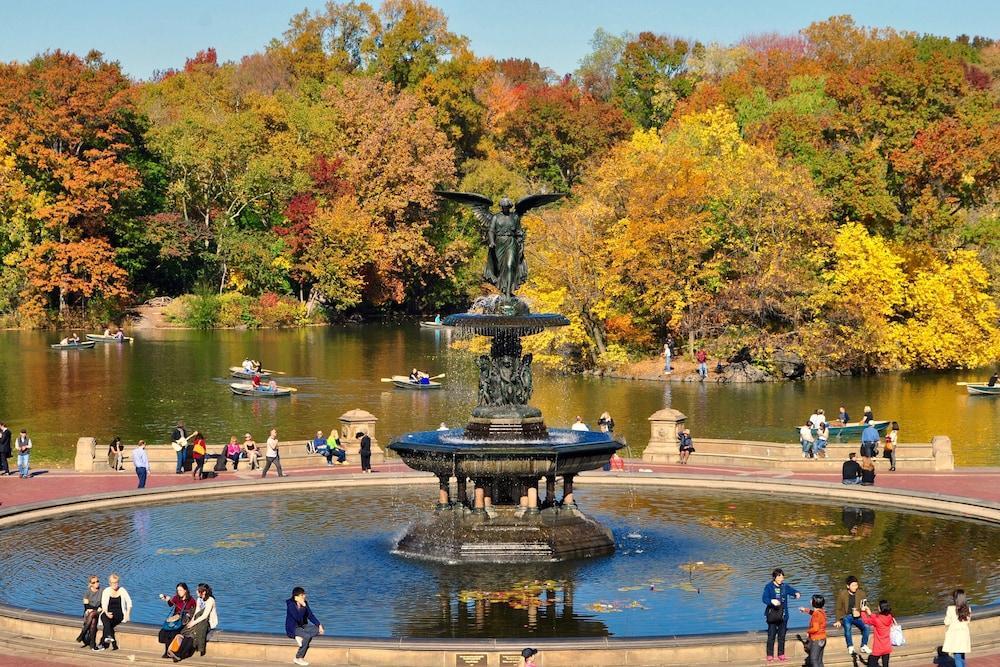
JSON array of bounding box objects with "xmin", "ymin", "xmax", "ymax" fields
[
  {"xmin": 50, "ymin": 341, "xmax": 96, "ymax": 350},
  {"xmin": 390, "ymin": 375, "xmax": 443, "ymax": 390},
  {"xmin": 229, "ymin": 382, "xmax": 293, "ymax": 397},
  {"xmin": 420, "ymin": 321, "xmax": 447, "ymax": 329},
  {"xmin": 228, "ymin": 366, "xmax": 274, "ymax": 380},
  {"xmin": 794, "ymin": 420, "xmax": 890, "ymax": 439},
  {"xmin": 86, "ymin": 333, "xmax": 133, "ymax": 343},
  {"xmin": 966, "ymin": 384, "xmax": 1000, "ymax": 396}
]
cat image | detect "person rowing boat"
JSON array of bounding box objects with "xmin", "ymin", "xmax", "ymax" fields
[{"xmin": 408, "ymin": 368, "xmax": 431, "ymax": 385}]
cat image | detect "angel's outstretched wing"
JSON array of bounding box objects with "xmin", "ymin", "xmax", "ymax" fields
[
  {"xmin": 514, "ymin": 192, "xmax": 566, "ymax": 216},
  {"xmin": 435, "ymin": 190, "xmax": 494, "ymax": 226}
]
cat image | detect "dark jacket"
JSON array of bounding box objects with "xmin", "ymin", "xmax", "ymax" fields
[
  {"xmin": 842, "ymin": 460, "xmax": 862, "ymax": 481},
  {"xmin": 0, "ymin": 427, "xmax": 10, "ymax": 458},
  {"xmin": 285, "ymin": 599, "xmax": 320, "ymax": 638},
  {"xmin": 359, "ymin": 435, "xmax": 371, "ymax": 455},
  {"xmin": 834, "ymin": 586, "xmax": 867, "ymax": 620}
]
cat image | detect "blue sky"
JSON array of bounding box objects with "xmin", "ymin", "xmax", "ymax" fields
[{"xmin": 0, "ymin": 0, "xmax": 996, "ymax": 79}]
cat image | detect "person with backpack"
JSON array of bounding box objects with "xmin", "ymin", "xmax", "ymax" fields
[
  {"xmin": 762, "ymin": 567, "xmax": 801, "ymax": 662},
  {"xmin": 860, "ymin": 599, "xmax": 897, "ymax": 666}
]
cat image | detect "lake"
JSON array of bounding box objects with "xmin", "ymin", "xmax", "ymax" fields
[{"xmin": 0, "ymin": 326, "xmax": 996, "ymax": 465}]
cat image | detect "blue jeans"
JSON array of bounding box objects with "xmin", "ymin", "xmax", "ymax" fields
[
  {"xmin": 17, "ymin": 453, "xmax": 29, "ymax": 477},
  {"xmin": 136, "ymin": 467, "xmax": 147, "ymax": 488},
  {"xmin": 953, "ymin": 652, "xmax": 965, "ymax": 667},
  {"xmin": 842, "ymin": 614, "xmax": 869, "ymax": 648},
  {"xmin": 294, "ymin": 624, "xmax": 320, "ymax": 659},
  {"xmin": 175, "ymin": 448, "xmax": 186, "ymax": 473},
  {"xmin": 664, "ymin": 355, "xmax": 671, "ymax": 372},
  {"xmin": 801, "ymin": 439, "xmax": 813, "ymax": 456},
  {"xmin": 842, "ymin": 478, "xmax": 862, "ymax": 485},
  {"xmin": 698, "ymin": 362, "xmax": 707, "ymax": 378},
  {"xmin": 815, "ymin": 439, "xmax": 827, "ymax": 455}
]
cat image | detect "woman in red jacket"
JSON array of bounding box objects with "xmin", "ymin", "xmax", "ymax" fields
[{"xmin": 860, "ymin": 599, "xmax": 895, "ymax": 666}]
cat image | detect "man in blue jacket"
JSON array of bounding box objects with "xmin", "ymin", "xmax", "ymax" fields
[
  {"xmin": 762, "ymin": 567, "xmax": 801, "ymax": 662},
  {"xmin": 285, "ymin": 587, "xmax": 324, "ymax": 666},
  {"xmin": 860, "ymin": 423, "xmax": 880, "ymax": 459}
]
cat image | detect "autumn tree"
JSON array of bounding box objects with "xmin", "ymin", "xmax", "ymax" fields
[{"xmin": 612, "ymin": 32, "xmax": 699, "ymax": 128}]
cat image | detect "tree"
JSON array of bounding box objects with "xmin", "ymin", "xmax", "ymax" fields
[
  {"xmin": 612, "ymin": 33, "xmax": 698, "ymax": 128},
  {"xmin": 19, "ymin": 238, "xmax": 129, "ymax": 320},
  {"xmin": 576, "ymin": 29, "xmax": 628, "ymax": 101}
]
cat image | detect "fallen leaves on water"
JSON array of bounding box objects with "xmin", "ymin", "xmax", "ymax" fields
[
  {"xmin": 458, "ymin": 579, "xmax": 562, "ymax": 610},
  {"xmin": 783, "ymin": 517, "xmax": 835, "ymax": 528},
  {"xmin": 214, "ymin": 539, "xmax": 255, "ymax": 549},
  {"xmin": 156, "ymin": 547, "xmax": 203, "ymax": 556},
  {"xmin": 697, "ymin": 514, "xmax": 753, "ymax": 529},
  {"xmin": 227, "ymin": 532, "xmax": 264, "ymax": 540},
  {"xmin": 678, "ymin": 561, "xmax": 735, "ymax": 573},
  {"xmin": 587, "ymin": 600, "xmax": 651, "ymax": 613}
]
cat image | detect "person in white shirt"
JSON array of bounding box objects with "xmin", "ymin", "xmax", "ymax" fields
[
  {"xmin": 261, "ymin": 428, "xmax": 285, "ymax": 478},
  {"xmin": 132, "ymin": 440, "xmax": 149, "ymax": 489},
  {"xmin": 169, "ymin": 583, "xmax": 218, "ymax": 659},
  {"xmin": 571, "ymin": 417, "xmax": 589, "ymax": 431},
  {"xmin": 799, "ymin": 422, "xmax": 816, "ymax": 458},
  {"xmin": 437, "ymin": 423, "xmax": 448, "ymax": 431},
  {"xmin": 808, "ymin": 409, "xmax": 825, "ymax": 429}
]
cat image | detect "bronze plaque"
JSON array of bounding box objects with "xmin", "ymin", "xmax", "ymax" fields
[
  {"xmin": 456, "ymin": 653, "xmax": 488, "ymax": 667},
  {"xmin": 500, "ymin": 655, "xmax": 524, "ymax": 665}
]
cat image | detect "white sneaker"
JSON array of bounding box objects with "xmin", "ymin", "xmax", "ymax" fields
[
  {"xmin": 294, "ymin": 637, "xmax": 303, "ymax": 647},
  {"xmin": 860, "ymin": 645, "xmax": 870, "ymax": 654},
  {"xmin": 293, "ymin": 659, "xmax": 309, "ymax": 666},
  {"xmin": 848, "ymin": 646, "xmax": 856, "ymax": 655}
]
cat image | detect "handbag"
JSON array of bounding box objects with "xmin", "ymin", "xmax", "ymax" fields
[
  {"xmin": 162, "ymin": 613, "xmax": 183, "ymax": 631},
  {"xmin": 766, "ymin": 603, "xmax": 784, "ymax": 624},
  {"xmin": 889, "ymin": 619, "xmax": 905, "ymax": 646}
]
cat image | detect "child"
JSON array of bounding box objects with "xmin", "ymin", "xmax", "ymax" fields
[
  {"xmin": 861, "ymin": 599, "xmax": 895, "ymax": 666},
  {"xmin": 799, "ymin": 594, "xmax": 827, "ymax": 667}
]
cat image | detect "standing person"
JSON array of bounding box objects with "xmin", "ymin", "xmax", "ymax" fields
[
  {"xmin": 358, "ymin": 431, "xmax": 372, "ymax": 473},
  {"xmin": 132, "ymin": 440, "xmax": 149, "ymax": 489},
  {"xmin": 798, "ymin": 594, "xmax": 827, "ymax": 667},
  {"xmin": 678, "ymin": 428, "xmax": 695, "ymax": 464},
  {"xmin": 861, "ymin": 422, "xmax": 880, "ymax": 461},
  {"xmin": 285, "ymin": 587, "xmax": 324, "ymax": 666},
  {"xmin": 169, "ymin": 583, "xmax": 218, "ymax": 660},
  {"xmin": 261, "ymin": 428, "xmax": 284, "ymax": 478},
  {"xmin": 799, "ymin": 421, "xmax": 816, "ymax": 459},
  {"xmin": 842, "ymin": 453, "xmax": 862, "ymax": 484},
  {"xmin": 942, "ymin": 589, "xmax": 971, "ymax": 667},
  {"xmin": 884, "ymin": 422, "xmax": 899, "ymax": 472},
  {"xmin": 15, "ymin": 429, "xmax": 31, "ymax": 478},
  {"xmin": 226, "ymin": 436, "xmax": 242, "ymax": 470},
  {"xmin": 244, "ymin": 433, "xmax": 259, "ymax": 470},
  {"xmin": 99, "ymin": 573, "xmax": 132, "ymax": 650},
  {"xmin": 597, "ymin": 411, "xmax": 615, "ymax": 434},
  {"xmin": 0, "ymin": 422, "xmax": 11, "ymax": 476},
  {"xmin": 190, "ymin": 431, "xmax": 207, "ymax": 481},
  {"xmin": 762, "ymin": 567, "xmax": 801, "ymax": 662},
  {"xmin": 815, "ymin": 422, "xmax": 830, "ymax": 459},
  {"xmin": 107, "ymin": 437, "xmax": 125, "ymax": 471},
  {"xmin": 171, "ymin": 420, "xmax": 188, "ymax": 474},
  {"xmin": 833, "ymin": 575, "xmax": 870, "ymax": 657},
  {"xmin": 696, "ymin": 348, "xmax": 708, "ymax": 379},
  {"xmin": 76, "ymin": 575, "xmax": 103, "ymax": 650},
  {"xmin": 662, "ymin": 338, "xmax": 672, "ymax": 374},
  {"xmin": 157, "ymin": 583, "xmax": 196, "ymax": 658},
  {"xmin": 860, "ymin": 599, "xmax": 895, "ymax": 667}
]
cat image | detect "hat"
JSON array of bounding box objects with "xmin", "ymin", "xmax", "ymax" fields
[{"xmin": 521, "ymin": 647, "xmax": 538, "ymax": 658}]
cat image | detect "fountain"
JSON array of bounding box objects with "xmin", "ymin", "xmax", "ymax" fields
[{"xmin": 389, "ymin": 191, "xmax": 624, "ymax": 563}]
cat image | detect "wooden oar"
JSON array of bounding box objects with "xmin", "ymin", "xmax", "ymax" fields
[
  {"xmin": 380, "ymin": 373, "xmax": 446, "ymax": 382},
  {"xmin": 956, "ymin": 382, "xmax": 971, "ymax": 386}
]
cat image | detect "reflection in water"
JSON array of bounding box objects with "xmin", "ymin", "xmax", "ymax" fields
[
  {"xmin": 0, "ymin": 486, "xmax": 998, "ymax": 638},
  {"xmin": 0, "ymin": 327, "xmax": 998, "ymax": 465}
]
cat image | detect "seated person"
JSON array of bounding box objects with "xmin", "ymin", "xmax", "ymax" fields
[
  {"xmin": 266, "ymin": 379, "xmax": 278, "ymax": 392},
  {"xmin": 103, "ymin": 327, "xmax": 112, "ymax": 336},
  {"xmin": 860, "ymin": 458, "xmax": 876, "ymax": 486},
  {"xmin": 114, "ymin": 330, "xmax": 125, "ymax": 340},
  {"xmin": 330, "ymin": 435, "xmax": 346, "ymax": 464},
  {"xmin": 842, "ymin": 452, "xmax": 862, "ymax": 484},
  {"xmin": 242, "ymin": 359, "xmax": 254, "ymax": 372},
  {"xmin": 311, "ymin": 430, "xmax": 326, "ymax": 457},
  {"xmin": 66, "ymin": 332, "xmax": 80, "ymax": 344},
  {"xmin": 408, "ymin": 368, "xmax": 420, "ymax": 383},
  {"xmin": 251, "ymin": 374, "xmax": 262, "ymax": 389},
  {"xmin": 989, "ymin": 372, "xmax": 999, "ymax": 388},
  {"xmin": 419, "ymin": 374, "xmax": 430, "ymax": 385},
  {"xmin": 252, "ymin": 360, "xmax": 263, "ymax": 372},
  {"xmin": 609, "ymin": 452, "xmax": 625, "ymax": 471}
]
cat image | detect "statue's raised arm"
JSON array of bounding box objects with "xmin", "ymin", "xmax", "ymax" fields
[{"xmin": 435, "ymin": 190, "xmax": 565, "ymax": 300}]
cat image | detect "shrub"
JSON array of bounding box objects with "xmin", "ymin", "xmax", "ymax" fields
[
  {"xmin": 218, "ymin": 292, "xmax": 258, "ymax": 328},
  {"xmin": 186, "ymin": 290, "xmax": 221, "ymax": 329},
  {"xmin": 252, "ymin": 292, "xmax": 306, "ymax": 327}
]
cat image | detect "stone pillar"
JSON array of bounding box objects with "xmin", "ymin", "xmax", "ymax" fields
[
  {"xmin": 562, "ymin": 474, "xmax": 576, "ymax": 506},
  {"xmin": 437, "ymin": 475, "xmax": 451, "ymax": 509},
  {"xmin": 544, "ymin": 475, "xmax": 556, "ymax": 507},
  {"xmin": 932, "ymin": 435, "xmax": 954, "ymax": 471},
  {"xmin": 642, "ymin": 408, "xmax": 687, "ymax": 464},
  {"xmin": 527, "ymin": 484, "xmax": 539, "ymax": 513},
  {"xmin": 457, "ymin": 476, "xmax": 468, "ymax": 508},
  {"xmin": 337, "ymin": 409, "xmax": 384, "ymax": 466},
  {"xmin": 74, "ymin": 437, "xmax": 97, "ymax": 472},
  {"xmin": 519, "ymin": 479, "xmax": 528, "ymax": 509},
  {"xmin": 473, "ymin": 483, "xmax": 486, "ymax": 513}
]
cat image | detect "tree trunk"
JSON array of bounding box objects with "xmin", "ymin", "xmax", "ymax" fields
[
  {"xmin": 219, "ymin": 263, "xmax": 227, "ymax": 294},
  {"xmin": 688, "ymin": 330, "xmax": 695, "ymax": 361}
]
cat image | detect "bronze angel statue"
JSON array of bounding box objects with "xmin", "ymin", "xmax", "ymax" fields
[{"xmin": 436, "ymin": 191, "xmax": 565, "ymax": 298}]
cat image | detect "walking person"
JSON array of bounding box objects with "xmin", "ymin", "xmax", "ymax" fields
[
  {"xmin": 107, "ymin": 437, "xmax": 125, "ymax": 471},
  {"xmin": 76, "ymin": 575, "xmax": 103, "ymax": 650},
  {"xmin": 358, "ymin": 431, "xmax": 372, "ymax": 473},
  {"xmin": 262, "ymin": 428, "xmax": 285, "ymax": 477},
  {"xmin": 190, "ymin": 431, "xmax": 207, "ymax": 481},
  {"xmin": 860, "ymin": 599, "xmax": 895, "ymax": 666},
  {"xmin": 942, "ymin": 589, "xmax": 971, "ymax": 667},
  {"xmin": 15, "ymin": 429, "xmax": 31, "ymax": 478},
  {"xmin": 662, "ymin": 338, "xmax": 672, "ymax": 374},
  {"xmin": 172, "ymin": 420, "xmax": 188, "ymax": 474},
  {"xmin": 833, "ymin": 575, "xmax": 870, "ymax": 657},
  {"xmin": 799, "ymin": 421, "xmax": 816, "ymax": 459},
  {"xmin": 285, "ymin": 586, "xmax": 324, "ymax": 666},
  {"xmin": 696, "ymin": 348, "xmax": 708, "ymax": 379},
  {"xmin": 132, "ymin": 440, "xmax": 149, "ymax": 489},
  {"xmin": 762, "ymin": 567, "xmax": 801, "ymax": 662},
  {"xmin": 798, "ymin": 594, "xmax": 827, "ymax": 667},
  {"xmin": 0, "ymin": 422, "xmax": 10, "ymax": 475},
  {"xmin": 99, "ymin": 573, "xmax": 132, "ymax": 650},
  {"xmin": 157, "ymin": 583, "xmax": 196, "ymax": 658},
  {"xmin": 884, "ymin": 422, "xmax": 899, "ymax": 471}
]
